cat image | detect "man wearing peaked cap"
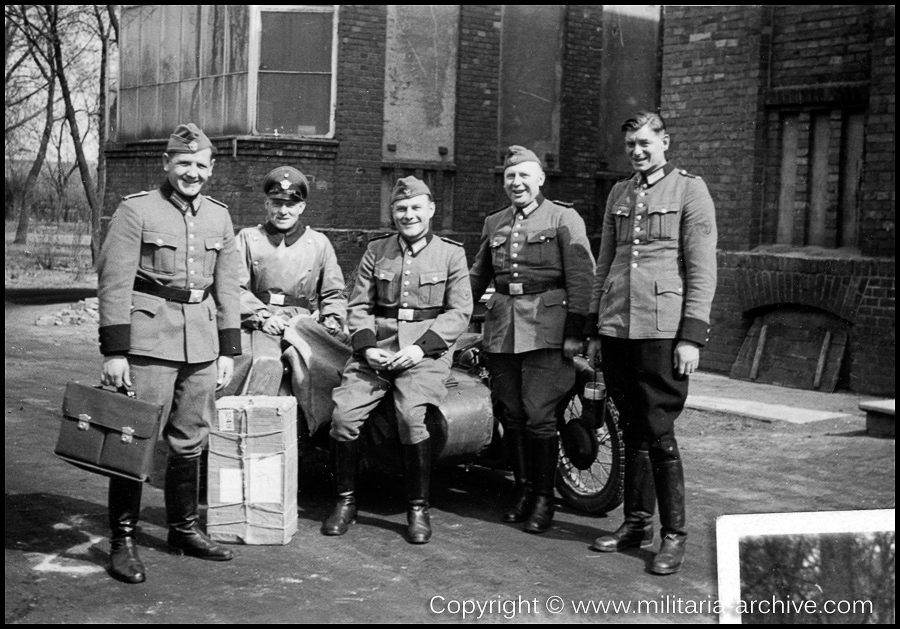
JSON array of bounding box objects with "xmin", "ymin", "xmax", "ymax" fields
[
  {"xmin": 469, "ymin": 145, "xmax": 595, "ymax": 535},
  {"xmin": 228, "ymin": 166, "xmax": 349, "ymax": 440},
  {"xmin": 96, "ymin": 123, "xmax": 241, "ymax": 583},
  {"xmin": 585, "ymin": 111, "xmax": 717, "ymax": 575},
  {"xmin": 324, "ymin": 175, "xmax": 473, "ymax": 544}
]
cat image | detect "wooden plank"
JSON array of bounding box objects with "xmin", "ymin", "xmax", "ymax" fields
[
  {"xmin": 776, "ymin": 114, "xmax": 799, "ymax": 244},
  {"xmin": 813, "ymin": 330, "xmax": 832, "ymax": 390},
  {"xmin": 749, "ymin": 324, "xmax": 768, "ymax": 380}
]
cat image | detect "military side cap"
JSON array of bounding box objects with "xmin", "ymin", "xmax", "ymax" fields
[
  {"xmin": 263, "ymin": 166, "xmax": 309, "ymax": 202},
  {"xmin": 504, "ymin": 145, "xmax": 542, "ymax": 168},
  {"xmin": 390, "ymin": 176, "xmax": 431, "ymax": 203},
  {"xmin": 166, "ymin": 123, "xmax": 214, "ymax": 154}
]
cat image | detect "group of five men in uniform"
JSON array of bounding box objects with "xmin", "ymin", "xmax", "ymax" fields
[{"xmin": 96, "ymin": 111, "xmax": 715, "ymax": 583}]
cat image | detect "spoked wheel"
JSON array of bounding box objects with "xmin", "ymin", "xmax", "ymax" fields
[{"xmin": 555, "ymin": 391, "xmax": 624, "ymax": 514}]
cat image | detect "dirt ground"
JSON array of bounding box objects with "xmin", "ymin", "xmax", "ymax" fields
[{"xmin": 5, "ymin": 299, "xmax": 895, "ymax": 624}]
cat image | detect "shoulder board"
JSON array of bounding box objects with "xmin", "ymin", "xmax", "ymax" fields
[
  {"xmin": 121, "ymin": 191, "xmax": 150, "ymax": 200},
  {"xmin": 205, "ymin": 195, "xmax": 228, "ymax": 208},
  {"xmin": 488, "ymin": 205, "xmax": 509, "ymax": 216},
  {"xmin": 552, "ymin": 200, "xmax": 574, "ymax": 208},
  {"xmin": 440, "ymin": 236, "xmax": 464, "ymax": 247},
  {"xmin": 368, "ymin": 233, "xmax": 392, "ymax": 243},
  {"xmin": 678, "ymin": 169, "xmax": 700, "ymax": 179}
]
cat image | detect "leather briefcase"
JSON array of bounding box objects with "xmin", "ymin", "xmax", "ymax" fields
[{"xmin": 55, "ymin": 382, "xmax": 165, "ymax": 482}]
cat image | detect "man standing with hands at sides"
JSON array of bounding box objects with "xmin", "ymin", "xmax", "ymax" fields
[
  {"xmin": 586, "ymin": 111, "xmax": 717, "ymax": 575},
  {"xmin": 469, "ymin": 146, "xmax": 595, "ymax": 534},
  {"xmin": 322, "ymin": 176, "xmax": 472, "ymax": 544},
  {"xmin": 97, "ymin": 123, "xmax": 241, "ymax": 583}
]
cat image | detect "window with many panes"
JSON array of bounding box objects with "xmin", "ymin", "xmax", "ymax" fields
[{"xmin": 117, "ymin": 5, "xmax": 337, "ymax": 140}]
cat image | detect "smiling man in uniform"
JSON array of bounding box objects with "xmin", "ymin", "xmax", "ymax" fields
[
  {"xmin": 97, "ymin": 123, "xmax": 241, "ymax": 583},
  {"xmin": 322, "ymin": 176, "xmax": 472, "ymax": 544}
]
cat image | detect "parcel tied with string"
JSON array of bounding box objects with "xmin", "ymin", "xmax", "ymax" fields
[{"xmin": 207, "ymin": 396, "xmax": 298, "ymax": 545}]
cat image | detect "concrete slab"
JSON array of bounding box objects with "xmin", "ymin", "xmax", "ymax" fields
[{"xmin": 686, "ymin": 395, "xmax": 855, "ymax": 424}]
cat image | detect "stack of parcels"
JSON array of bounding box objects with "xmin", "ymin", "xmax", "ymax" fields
[{"xmin": 207, "ymin": 396, "xmax": 298, "ymax": 545}]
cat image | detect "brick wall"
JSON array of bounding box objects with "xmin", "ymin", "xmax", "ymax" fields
[
  {"xmin": 860, "ymin": 6, "xmax": 895, "ymax": 258},
  {"xmin": 663, "ymin": 6, "xmax": 895, "ymax": 395}
]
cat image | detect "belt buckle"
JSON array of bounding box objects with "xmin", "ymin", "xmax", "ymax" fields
[
  {"xmin": 398, "ymin": 308, "xmax": 414, "ymax": 321},
  {"xmin": 508, "ymin": 283, "xmax": 524, "ymax": 296},
  {"xmin": 269, "ymin": 294, "xmax": 285, "ymax": 306},
  {"xmin": 188, "ymin": 289, "xmax": 205, "ymax": 303}
]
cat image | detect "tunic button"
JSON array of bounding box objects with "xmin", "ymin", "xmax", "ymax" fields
[
  {"xmin": 432, "ymin": 277, "xmax": 438, "ymax": 282},
  {"xmin": 189, "ymin": 282, "xmax": 195, "ymax": 288},
  {"xmin": 189, "ymin": 222, "xmax": 194, "ymax": 227},
  {"xmin": 403, "ymin": 291, "xmax": 409, "ymax": 296},
  {"xmin": 189, "ymin": 246, "xmax": 195, "ymax": 252},
  {"xmin": 512, "ymin": 253, "xmax": 518, "ymax": 258},
  {"xmin": 640, "ymin": 192, "xmax": 646, "ymax": 197},
  {"xmin": 513, "ymin": 273, "xmax": 519, "ymax": 277},
  {"xmin": 402, "ymin": 303, "xmax": 409, "ymax": 308},
  {"xmin": 635, "ymin": 227, "xmax": 641, "ymax": 233},
  {"xmin": 633, "ymin": 239, "xmax": 640, "ymax": 245},
  {"xmin": 637, "ymin": 203, "xmax": 644, "ymax": 209},
  {"xmin": 189, "ymin": 234, "xmax": 195, "ymax": 239},
  {"xmin": 404, "ymin": 281, "xmax": 410, "ymax": 286},
  {"xmin": 512, "ymin": 263, "xmax": 518, "ymax": 268},
  {"xmin": 636, "ymin": 216, "xmax": 642, "ymax": 221},
  {"xmin": 405, "ymin": 270, "xmax": 410, "ymax": 275},
  {"xmin": 513, "ymin": 233, "xmax": 519, "ymax": 237},
  {"xmin": 190, "ymin": 270, "xmax": 195, "ymax": 275},
  {"xmin": 633, "ymin": 251, "xmax": 639, "ymax": 256},
  {"xmin": 252, "ymin": 236, "xmax": 258, "ymax": 241},
  {"xmin": 188, "ymin": 258, "xmax": 194, "ymax": 263},
  {"xmin": 632, "ymin": 263, "xmax": 638, "ymax": 268},
  {"xmin": 540, "ymin": 236, "xmax": 546, "ymax": 241},
  {"xmin": 253, "ymin": 261, "xmax": 259, "ymax": 265},
  {"xmin": 512, "ymin": 243, "xmax": 518, "ymax": 248},
  {"xmin": 156, "ymin": 238, "xmax": 163, "ymax": 245}
]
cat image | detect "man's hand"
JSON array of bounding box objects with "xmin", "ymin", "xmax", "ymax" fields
[
  {"xmin": 585, "ymin": 338, "xmax": 602, "ymax": 367},
  {"xmin": 101, "ymin": 355, "xmax": 132, "ymax": 389},
  {"xmin": 261, "ymin": 314, "xmax": 289, "ymax": 336},
  {"xmin": 216, "ymin": 355, "xmax": 235, "ymax": 391},
  {"xmin": 674, "ymin": 340, "xmax": 700, "ymax": 377},
  {"xmin": 364, "ymin": 347, "xmax": 394, "ymax": 371},
  {"xmin": 562, "ymin": 337, "xmax": 583, "ymax": 359},
  {"xmin": 385, "ymin": 345, "xmax": 425, "ymax": 371}
]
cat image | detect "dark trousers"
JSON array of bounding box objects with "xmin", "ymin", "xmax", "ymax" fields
[
  {"xmin": 485, "ymin": 349, "xmax": 575, "ymax": 438},
  {"xmin": 600, "ymin": 337, "xmax": 688, "ymax": 462}
]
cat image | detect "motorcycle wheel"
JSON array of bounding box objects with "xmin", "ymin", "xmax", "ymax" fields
[{"xmin": 555, "ymin": 391, "xmax": 624, "ymax": 514}]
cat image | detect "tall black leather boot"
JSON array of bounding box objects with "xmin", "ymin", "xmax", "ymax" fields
[
  {"xmin": 592, "ymin": 448, "xmax": 655, "ymax": 552},
  {"xmin": 651, "ymin": 458, "xmax": 687, "ymax": 575},
  {"xmin": 321, "ymin": 438, "xmax": 359, "ymax": 536},
  {"xmin": 165, "ymin": 455, "xmax": 233, "ymax": 561},
  {"xmin": 402, "ymin": 438, "xmax": 432, "ymax": 544},
  {"xmin": 108, "ymin": 476, "xmax": 146, "ymax": 584},
  {"xmin": 523, "ymin": 436, "xmax": 558, "ymax": 534},
  {"xmin": 502, "ymin": 427, "xmax": 533, "ymax": 523}
]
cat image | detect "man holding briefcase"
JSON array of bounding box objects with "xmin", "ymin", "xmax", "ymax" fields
[{"xmin": 97, "ymin": 123, "xmax": 241, "ymax": 583}]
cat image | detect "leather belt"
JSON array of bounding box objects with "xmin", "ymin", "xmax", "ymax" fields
[
  {"xmin": 375, "ymin": 306, "xmax": 442, "ymax": 321},
  {"xmin": 494, "ymin": 279, "xmax": 565, "ymax": 296},
  {"xmin": 253, "ymin": 292, "xmax": 311, "ymax": 309},
  {"xmin": 133, "ymin": 277, "xmax": 210, "ymax": 304}
]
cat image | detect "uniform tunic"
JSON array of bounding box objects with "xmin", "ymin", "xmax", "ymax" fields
[
  {"xmin": 330, "ymin": 232, "xmax": 473, "ymax": 445},
  {"xmin": 469, "ymin": 195, "xmax": 594, "ymax": 437},
  {"xmin": 97, "ymin": 182, "xmax": 241, "ymax": 456},
  {"xmin": 589, "ymin": 163, "xmax": 717, "ymax": 458},
  {"xmin": 236, "ymin": 221, "xmax": 346, "ymax": 328}
]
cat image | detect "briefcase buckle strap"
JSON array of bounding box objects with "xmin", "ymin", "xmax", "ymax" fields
[
  {"xmin": 77, "ymin": 413, "xmax": 91, "ymax": 431},
  {"xmin": 120, "ymin": 427, "xmax": 135, "ymax": 444}
]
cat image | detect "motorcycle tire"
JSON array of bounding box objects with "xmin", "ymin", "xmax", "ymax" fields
[{"xmin": 555, "ymin": 391, "xmax": 625, "ymax": 514}]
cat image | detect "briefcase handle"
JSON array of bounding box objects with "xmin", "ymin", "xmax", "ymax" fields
[{"xmin": 93, "ymin": 384, "xmax": 137, "ymax": 399}]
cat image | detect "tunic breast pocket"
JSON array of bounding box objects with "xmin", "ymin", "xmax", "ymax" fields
[
  {"xmin": 613, "ymin": 205, "xmax": 633, "ymax": 244},
  {"xmin": 419, "ymin": 271, "xmax": 447, "ymax": 305},
  {"xmin": 648, "ymin": 204, "xmax": 681, "ymax": 241},
  {"xmin": 489, "ymin": 234, "xmax": 508, "ymax": 269},
  {"xmin": 204, "ymin": 237, "xmax": 223, "ymax": 277},
  {"xmin": 140, "ymin": 231, "xmax": 177, "ymax": 276},
  {"xmin": 525, "ymin": 229, "xmax": 558, "ymax": 262},
  {"xmin": 373, "ymin": 265, "xmax": 397, "ymax": 299}
]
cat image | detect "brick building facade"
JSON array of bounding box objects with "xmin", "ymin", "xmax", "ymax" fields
[{"xmin": 105, "ymin": 5, "xmax": 894, "ymax": 395}]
